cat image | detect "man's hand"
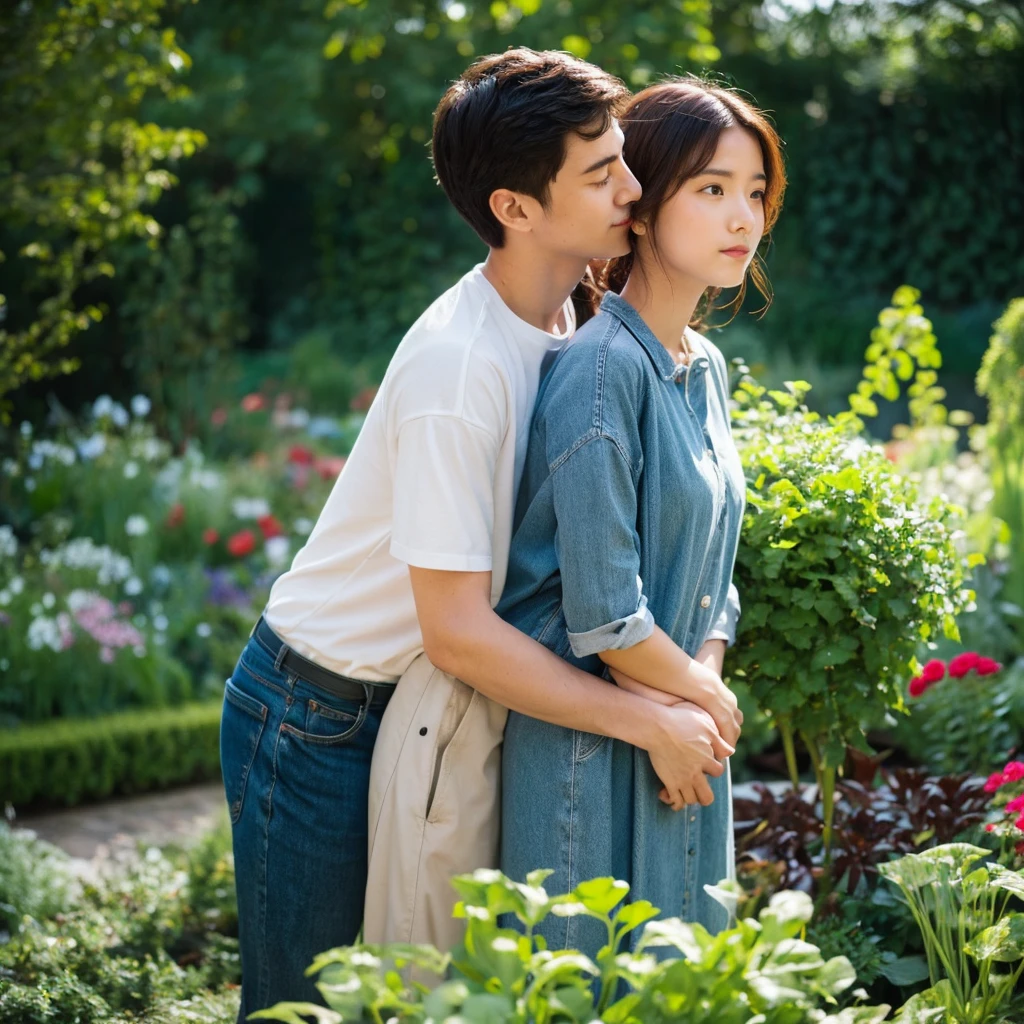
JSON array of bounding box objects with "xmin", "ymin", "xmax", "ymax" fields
[{"xmin": 646, "ymin": 701, "xmax": 732, "ymax": 810}]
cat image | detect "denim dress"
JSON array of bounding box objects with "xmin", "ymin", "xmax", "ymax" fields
[{"xmin": 498, "ymin": 291, "xmax": 745, "ymax": 957}]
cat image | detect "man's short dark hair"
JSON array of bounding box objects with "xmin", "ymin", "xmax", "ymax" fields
[{"xmin": 432, "ymin": 48, "xmax": 629, "ymax": 248}]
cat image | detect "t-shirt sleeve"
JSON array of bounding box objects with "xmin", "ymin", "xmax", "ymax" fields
[{"xmin": 389, "ymin": 413, "xmax": 498, "ymax": 572}]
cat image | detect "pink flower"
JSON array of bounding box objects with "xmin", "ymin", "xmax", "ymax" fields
[
  {"xmin": 314, "ymin": 456, "xmax": 346, "ymax": 481},
  {"xmin": 948, "ymin": 652, "xmax": 981, "ymax": 678},
  {"xmin": 1003, "ymin": 762, "xmax": 1024, "ymax": 783},
  {"xmin": 100, "ymin": 647, "xmax": 115, "ymax": 664},
  {"xmin": 909, "ymin": 676, "xmax": 928, "ymax": 698},
  {"xmin": 1007, "ymin": 794, "xmax": 1024, "ymax": 814},
  {"xmin": 210, "ymin": 407, "xmax": 228, "ymax": 428},
  {"xmin": 166, "ymin": 502, "xmax": 186, "ymax": 529},
  {"xmin": 1016, "ymin": 813, "xmax": 1024, "ymax": 834},
  {"xmin": 986, "ymin": 823, "xmax": 998, "ymax": 832},
  {"xmin": 920, "ymin": 659, "xmax": 947, "ymax": 685},
  {"xmin": 202, "ymin": 528, "xmax": 220, "ymax": 546},
  {"xmin": 985, "ymin": 772, "xmax": 1006, "ymax": 793},
  {"xmin": 241, "ymin": 393, "xmax": 266, "ymax": 413},
  {"xmin": 976, "ymin": 657, "xmax": 1003, "ymax": 677}
]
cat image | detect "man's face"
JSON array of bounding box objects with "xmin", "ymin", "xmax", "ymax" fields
[{"xmin": 526, "ymin": 122, "xmax": 642, "ymax": 261}]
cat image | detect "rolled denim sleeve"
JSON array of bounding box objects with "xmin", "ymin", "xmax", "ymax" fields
[
  {"xmin": 551, "ymin": 434, "xmax": 655, "ymax": 658},
  {"xmin": 707, "ymin": 582, "xmax": 741, "ymax": 646}
]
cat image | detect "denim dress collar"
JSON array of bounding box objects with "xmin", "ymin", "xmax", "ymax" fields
[{"xmin": 599, "ymin": 291, "xmax": 712, "ymax": 388}]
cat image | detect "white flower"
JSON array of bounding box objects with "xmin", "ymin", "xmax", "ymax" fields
[
  {"xmin": 307, "ymin": 416, "xmax": 342, "ymax": 439},
  {"xmin": 41, "ymin": 593, "xmax": 55, "ymax": 609},
  {"xmin": 133, "ymin": 645, "xmax": 147, "ymax": 658},
  {"xmin": 24, "ymin": 478, "xmax": 36, "ymax": 492},
  {"xmin": 92, "ymin": 395, "xmax": 114, "ymax": 419},
  {"xmin": 125, "ymin": 515, "xmax": 150, "ymax": 537},
  {"xmin": 232, "ymin": 497, "xmax": 271, "ymax": 520},
  {"xmin": 153, "ymin": 613, "xmax": 169, "ymax": 632},
  {"xmin": 10, "ymin": 577, "xmax": 24, "ymax": 595},
  {"xmin": 0, "ymin": 659, "xmax": 8, "ymax": 672},
  {"xmin": 264, "ymin": 536, "xmax": 290, "ymax": 567},
  {"xmin": 67, "ymin": 590, "xmax": 95, "ymax": 613},
  {"xmin": 195, "ymin": 622, "xmax": 212, "ymax": 638},
  {"xmin": 0, "ymin": 591, "xmax": 10, "ymax": 606},
  {"xmin": 30, "ymin": 603, "xmax": 42, "ymax": 617},
  {"xmin": 293, "ymin": 517, "xmax": 314, "ymax": 536},
  {"xmin": 150, "ymin": 565, "xmax": 172, "ymax": 588},
  {"xmin": 110, "ymin": 403, "xmax": 129, "ymax": 429},
  {"xmin": 123, "ymin": 461, "xmax": 140, "ymax": 480},
  {"xmin": 76, "ymin": 433, "xmax": 107, "ymax": 460},
  {"xmin": 288, "ymin": 408, "xmax": 310, "ymax": 429},
  {"xmin": 27, "ymin": 616, "xmax": 62, "ymax": 652},
  {"xmin": 189, "ymin": 468, "xmax": 222, "ymax": 490},
  {"xmin": 2, "ymin": 458, "xmax": 19, "ymax": 477},
  {"xmin": 28, "ymin": 452, "xmax": 43, "ymax": 471},
  {"xmin": 0, "ymin": 526, "xmax": 17, "ymax": 559},
  {"xmin": 20, "ymin": 421, "xmax": 32, "ymax": 438},
  {"xmin": 124, "ymin": 577, "xmax": 144, "ymax": 596},
  {"xmin": 131, "ymin": 395, "xmax": 151, "ymax": 418}
]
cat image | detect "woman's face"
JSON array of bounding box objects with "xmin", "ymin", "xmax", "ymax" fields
[{"xmin": 641, "ymin": 125, "xmax": 766, "ymax": 291}]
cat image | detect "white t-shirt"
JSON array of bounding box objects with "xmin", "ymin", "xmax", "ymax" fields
[{"xmin": 264, "ymin": 264, "xmax": 572, "ymax": 682}]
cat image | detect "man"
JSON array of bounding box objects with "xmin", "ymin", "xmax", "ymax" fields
[{"xmin": 220, "ymin": 47, "xmax": 741, "ymax": 1017}]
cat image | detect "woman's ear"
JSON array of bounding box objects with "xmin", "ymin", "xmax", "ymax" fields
[{"xmin": 631, "ymin": 219, "xmax": 648, "ymax": 237}]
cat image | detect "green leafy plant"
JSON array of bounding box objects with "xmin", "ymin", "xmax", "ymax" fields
[
  {"xmin": 879, "ymin": 843, "xmax": 1024, "ymax": 1023},
  {"xmin": 0, "ymin": 822, "xmax": 74, "ymax": 937},
  {"xmin": 976, "ymin": 298, "xmax": 1024, "ymax": 620},
  {"xmin": 252, "ymin": 868, "xmax": 888, "ymax": 1024}
]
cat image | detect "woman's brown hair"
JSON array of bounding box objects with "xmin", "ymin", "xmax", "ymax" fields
[{"xmin": 579, "ymin": 77, "xmax": 786, "ymax": 328}]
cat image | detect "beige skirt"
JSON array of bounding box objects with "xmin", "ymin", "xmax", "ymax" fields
[{"xmin": 364, "ymin": 653, "xmax": 507, "ymax": 951}]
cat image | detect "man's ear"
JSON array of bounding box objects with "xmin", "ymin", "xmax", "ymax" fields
[{"xmin": 488, "ymin": 188, "xmax": 538, "ymax": 237}]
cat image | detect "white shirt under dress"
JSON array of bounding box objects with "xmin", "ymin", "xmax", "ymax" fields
[{"xmin": 264, "ymin": 264, "xmax": 572, "ymax": 953}]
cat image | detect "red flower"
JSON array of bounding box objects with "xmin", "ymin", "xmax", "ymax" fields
[
  {"xmin": 1007, "ymin": 794, "xmax": 1024, "ymax": 814},
  {"xmin": 257, "ymin": 514, "xmax": 284, "ymax": 540},
  {"xmin": 986, "ymin": 823, "xmax": 998, "ymax": 832},
  {"xmin": 202, "ymin": 528, "xmax": 220, "ymax": 546},
  {"xmin": 976, "ymin": 657, "xmax": 1003, "ymax": 677},
  {"xmin": 1004, "ymin": 762, "xmax": 1024, "ymax": 783},
  {"xmin": 1016, "ymin": 841, "xmax": 1024, "ymax": 855},
  {"xmin": 210, "ymin": 407, "xmax": 228, "ymax": 427},
  {"xmin": 166, "ymin": 502, "xmax": 186, "ymax": 529},
  {"xmin": 920, "ymin": 659, "xmax": 947, "ymax": 685},
  {"xmin": 315, "ymin": 456, "xmax": 346, "ymax": 481},
  {"xmin": 985, "ymin": 771, "xmax": 1006, "ymax": 793},
  {"xmin": 1015, "ymin": 811, "xmax": 1024, "ymax": 833},
  {"xmin": 948, "ymin": 652, "xmax": 981, "ymax": 678},
  {"xmin": 227, "ymin": 529, "xmax": 256, "ymax": 557},
  {"xmin": 908, "ymin": 676, "xmax": 928, "ymax": 698},
  {"xmin": 241, "ymin": 393, "xmax": 266, "ymax": 413},
  {"xmin": 288, "ymin": 444, "xmax": 315, "ymax": 466}
]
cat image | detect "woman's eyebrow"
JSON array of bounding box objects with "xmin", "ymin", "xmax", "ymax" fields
[{"xmin": 701, "ymin": 168, "xmax": 768, "ymax": 181}]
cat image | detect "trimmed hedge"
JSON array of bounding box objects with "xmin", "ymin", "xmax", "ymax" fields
[{"xmin": 0, "ymin": 701, "xmax": 223, "ymax": 810}]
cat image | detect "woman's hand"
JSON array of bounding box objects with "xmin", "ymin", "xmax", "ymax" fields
[{"xmin": 647, "ymin": 701, "xmax": 732, "ymax": 810}]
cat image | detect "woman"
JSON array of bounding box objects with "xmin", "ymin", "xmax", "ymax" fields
[{"xmin": 498, "ymin": 78, "xmax": 786, "ymax": 955}]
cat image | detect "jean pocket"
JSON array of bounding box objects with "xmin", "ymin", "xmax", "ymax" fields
[
  {"xmin": 281, "ymin": 695, "xmax": 367, "ymax": 746},
  {"xmin": 220, "ymin": 679, "xmax": 268, "ymax": 824},
  {"xmin": 573, "ymin": 729, "xmax": 607, "ymax": 763}
]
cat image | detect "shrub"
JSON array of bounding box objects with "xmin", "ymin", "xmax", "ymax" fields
[
  {"xmin": 728, "ymin": 287, "xmax": 976, "ymax": 853},
  {"xmin": 0, "ymin": 823, "xmax": 74, "ymax": 938},
  {"xmin": 0, "ymin": 700, "xmax": 223, "ymax": 809}
]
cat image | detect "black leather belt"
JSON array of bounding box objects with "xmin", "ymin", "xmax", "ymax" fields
[{"xmin": 252, "ymin": 616, "xmax": 394, "ymax": 709}]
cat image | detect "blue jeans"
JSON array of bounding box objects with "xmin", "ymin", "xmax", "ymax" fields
[{"xmin": 219, "ymin": 630, "xmax": 391, "ymax": 1020}]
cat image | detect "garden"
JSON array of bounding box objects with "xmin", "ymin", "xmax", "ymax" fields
[{"xmin": 3, "ymin": 0, "xmax": 1024, "ymax": 1022}]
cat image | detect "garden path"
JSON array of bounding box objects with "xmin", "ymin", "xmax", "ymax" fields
[{"xmin": 15, "ymin": 782, "xmax": 226, "ymax": 880}]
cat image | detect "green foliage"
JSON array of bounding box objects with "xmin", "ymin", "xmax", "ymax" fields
[
  {"xmin": 879, "ymin": 843, "xmax": 1024, "ymax": 1023},
  {"xmin": 0, "ymin": 826, "xmax": 240, "ymax": 1023},
  {"xmin": 0, "ymin": 0, "xmax": 204, "ymax": 411},
  {"xmin": 0, "ymin": 700, "xmax": 223, "ymax": 808},
  {"xmin": 976, "ymin": 298, "xmax": 1024, "ymax": 615},
  {"xmin": 253, "ymin": 868, "xmax": 888, "ymax": 1024},
  {"xmin": 0, "ymin": 824, "xmax": 74, "ymax": 938}
]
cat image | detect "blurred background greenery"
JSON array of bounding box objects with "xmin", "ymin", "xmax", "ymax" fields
[{"xmin": 3, "ymin": 0, "xmax": 1022, "ymax": 441}]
